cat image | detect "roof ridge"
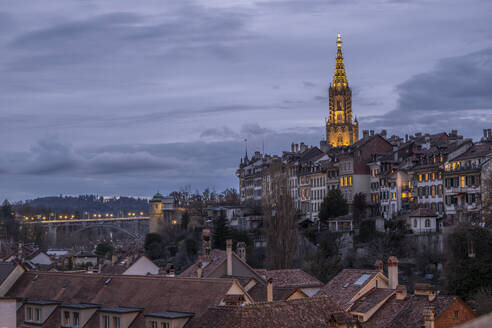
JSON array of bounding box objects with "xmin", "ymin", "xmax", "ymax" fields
[{"xmin": 21, "ymin": 271, "xmax": 237, "ymax": 283}]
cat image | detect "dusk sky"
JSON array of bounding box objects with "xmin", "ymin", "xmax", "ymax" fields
[{"xmin": 1, "ymin": 0, "xmax": 491, "ymax": 201}]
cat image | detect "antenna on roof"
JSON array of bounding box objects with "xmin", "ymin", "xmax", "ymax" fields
[{"xmin": 262, "ymin": 139, "xmax": 265, "ymax": 154}]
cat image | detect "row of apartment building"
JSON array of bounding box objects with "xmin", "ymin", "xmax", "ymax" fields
[{"xmin": 237, "ymin": 129, "xmax": 492, "ymax": 226}]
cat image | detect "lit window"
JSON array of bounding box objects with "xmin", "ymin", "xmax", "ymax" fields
[
  {"xmin": 402, "ymin": 192, "xmax": 407, "ymax": 198},
  {"xmin": 460, "ymin": 176, "xmax": 465, "ymax": 188},
  {"xmin": 418, "ymin": 174, "xmax": 422, "ymax": 182},
  {"xmin": 425, "ymin": 173, "xmax": 429, "ymax": 181},
  {"xmin": 431, "ymin": 172, "xmax": 435, "ymax": 180},
  {"xmin": 348, "ymin": 176, "xmax": 352, "ymax": 186}
]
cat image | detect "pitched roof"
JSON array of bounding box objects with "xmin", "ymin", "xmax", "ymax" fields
[
  {"xmin": 254, "ymin": 269, "xmax": 323, "ymax": 288},
  {"xmin": 315, "ymin": 269, "xmax": 382, "ymax": 310},
  {"xmin": 453, "ymin": 143, "xmax": 492, "ymax": 161},
  {"xmin": 179, "ymin": 249, "xmax": 227, "ymax": 278},
  {"xmin": 0, "ymin": 261, "xmax": 17, "ymax": 285},
  {"xmin": 6, "ymin": 271, "xmax": 240, "ymax": 327},
  {"xmin": 350, "ymin": 288, "xmax": 394, "ymax": 314},
  {"xmin": 246, "ymin": 284, "xmax": 300, "ymax": 302},
  {"xmin": 189, "ymin": 297, "xmax": 355, "ymax": 328},
  {"xmin": 363, "ymin": 294, "xmax": 460, "ymax": 328}
]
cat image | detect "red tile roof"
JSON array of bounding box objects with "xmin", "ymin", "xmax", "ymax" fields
[
  {"xmin": 254, "ymin": 268, "xmax": 323, "ymax": 288},
  {"xmin": 315, "ymin": 269, "xmax": 382, "ymax": 310},
  {"xmin": 7, "ymin": 271, "xmax": 242, "ymax": 327},
  {"xmin": 189, "ymin": 297, "xmax": 357, "ymax": 328},
  {"xmin": 363, "ymin": 294, "xmax": 462, "ymax": 328},
  {"xmin": 350, "ymin": 288, "xmax": 394, "ymax": 313}
]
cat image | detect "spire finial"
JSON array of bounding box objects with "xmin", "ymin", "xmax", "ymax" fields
[{"xmin": 332, "ymin": 32, "xmax": 348, "ymax": 88}]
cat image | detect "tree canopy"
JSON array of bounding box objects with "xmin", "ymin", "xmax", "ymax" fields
[{"xmin": 318, "ymin": 189, "xmax": 348, "ymax": 224}]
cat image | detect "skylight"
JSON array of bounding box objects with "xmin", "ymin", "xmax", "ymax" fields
[{"xmin": 353, "ymin": 274, "xmax": 371, "ymax": 286}]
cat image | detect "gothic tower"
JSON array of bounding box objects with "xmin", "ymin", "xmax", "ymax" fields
[{"xmin": 326, "ymin": 33, "xmax": 359, "ymax": 147}]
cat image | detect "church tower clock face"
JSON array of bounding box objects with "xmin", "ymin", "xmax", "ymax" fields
[{"xmin": 326, "ymin": 33, "xmax": 359, "ymax": 147}]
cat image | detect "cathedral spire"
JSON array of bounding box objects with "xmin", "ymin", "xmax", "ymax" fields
[{"xmin": 333, "ymin": 33, "xmax": 348, "ymax": 88}]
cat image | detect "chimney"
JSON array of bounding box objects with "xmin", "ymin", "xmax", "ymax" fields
[
  {"xmin": 370, "ymin": 130, "xmax": 374, "ymax": 136},
  {"xmin": 267, "ymin": 278, "xmax": 273, "ymax": 302},
  {"xmin": 374, "ymin": 260, "xmax": 383, "ymax": 272},
  {"xmin": 388, "ymin": 256, "xmax": 398, "ymax": 289},
  {"xmin": 405, "ymin": 134, "xmax": 408, "ymax": 142},
  {"xmin": 395, "ymin": 285, "xmax": 407, "ymax": 300},
  {"xmin": 196, "ymin": 261, "xmax": 203, "ymax": 278},
  {"xmin": 300, "ymin": 142, "xmax": 307, "ymax": 152},
  {"xmin": 484, "ymin": 129, "xmax": 487, "ymax": 138},
  {"xmin": 202, "ymin": 229, "xmax": 211, "ymax": 256},
  {"xmin": 393, "ymin": 145, "xmax": 399, "ymax": 162},
  {"xmin": 168, "ymin": 264, "xmax": 175, "ymax": 277},
  {"xmin": 488, "ymin": 128, "xmax": 492, "ymax": 138},
  {"xmin": 381, "ymin": 130, "xmax": 387, "ymax": 138},
  {"xmin": 414, "ymin": 283, "xmax": 436, "ymax": 301},
  {"xmin": 295, "ymin": 144, "xmax": 299, "ymax": 152},
  {"xmin": 363, "ymin": 130, "xmax": 369, "ymax": 138},
  {"xmin": 237, "ymin": 242, "xmax": 246, "ymax": 262},
  {"xmin": 226, "ymin": 239, "xmax": 233, "ymax": 276},
  {"xmin": 111, "ymin": 253, "xmax": 117, "ymax": 265},
  {"xmin": 291, "ymin": 143, "xmax": 295, "ymax": 152},
  {"xmin": 423, "ymin": 306, "xmax": 435, "ymax": 328}
]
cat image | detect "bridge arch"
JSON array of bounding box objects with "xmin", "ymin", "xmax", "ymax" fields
[{"xmin": 72, "ymin": 224, "xmax": 139, "ymax": 239}]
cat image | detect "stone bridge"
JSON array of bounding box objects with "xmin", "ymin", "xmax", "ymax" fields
[{"xmin": 23, "ymin": 217, "xmax": 149, "ymax": 246}]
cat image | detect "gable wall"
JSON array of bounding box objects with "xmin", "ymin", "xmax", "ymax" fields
[{"xmin": 436, "ymin": 299, "xmax": 477, "ymax": 328}]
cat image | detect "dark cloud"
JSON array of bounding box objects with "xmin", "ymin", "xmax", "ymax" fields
[
  {"xmin": 396, "ymin": 48, "xmax": 492, "ymax": 112},
  {"xmin": 0, "ymin": 0, "xmax": 491, "ymax": 200},
  {"xmin": 361, "ymin": 48, "xmax": 492, "ymax": 138}
]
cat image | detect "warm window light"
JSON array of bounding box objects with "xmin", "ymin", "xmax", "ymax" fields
[{"xmin": 172, "ymin": 220, "xmax": 177, "ymax": 225}]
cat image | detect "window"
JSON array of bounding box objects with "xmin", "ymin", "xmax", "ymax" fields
[
  {"xmin": 348, "ymin": 176, "xmax": 353, "ymax": 186},
  {"xmin": 454, "ymin": 310, "xmax": 459, "ymax": 320},
  {"xmin": 64, "ymin": 311, "xmax": 71, "ymax": 326},
  {"xmin": 73, "ymin": 312, "xmax": 80, "ymax": 328},
  {"xmin": 414, "ymin": 219, "xmax": 417, "ymax": 228},
  {"xmin": 460, "ymin": 176, "xmax": 465, "ymax": 188},
  {"xmin": 150, "ymin": 321, "xmax": 158, "ymax": 328},
  {"xmin": 103, "ymin": 315, "xmax": 110, "ymax": 328},
  {"xmin": 161, "ymin": 322, "xmax": 170, "ymax": 328},
  {"xmin": 425, "ymin": 219, "xmax": 430, "ymax": 228},
  {"xmin": 113, "ymin": 316, "xmax": 120, "ymax": 328},
  {"xmin": 35, "ymin": 308, "xmax": 41, "ymax": 322},
  {"xmin": 27, "ymin": 307, "xmax": 33, "ymax": 321},
  {"xmin": 418, "ymin": 174, "xmax": 422, "ymax": 182}
]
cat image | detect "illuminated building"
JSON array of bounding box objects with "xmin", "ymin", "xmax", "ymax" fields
[{"xmin": 326, "ymin": 33, "xmax": 359, "ymax": 147}]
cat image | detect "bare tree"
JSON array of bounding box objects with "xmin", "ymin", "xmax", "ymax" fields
[{"xmin": 262, "ymin": 161, "xmax": 298, "ymax": 269}]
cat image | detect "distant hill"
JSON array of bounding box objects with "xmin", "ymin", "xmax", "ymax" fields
[{"xmin": 21, "ymin": 195, "xmax": 149, "ymax": 216}]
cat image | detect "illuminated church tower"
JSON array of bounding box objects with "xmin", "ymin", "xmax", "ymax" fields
[{"xmin": 326, "ymin": 33, "xmax": 358, "ymax": 147}]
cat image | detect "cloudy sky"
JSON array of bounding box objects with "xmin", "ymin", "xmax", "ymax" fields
[{"xmin": 1, "ymin": 0, "xmax": 491, "ymax": 201}]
